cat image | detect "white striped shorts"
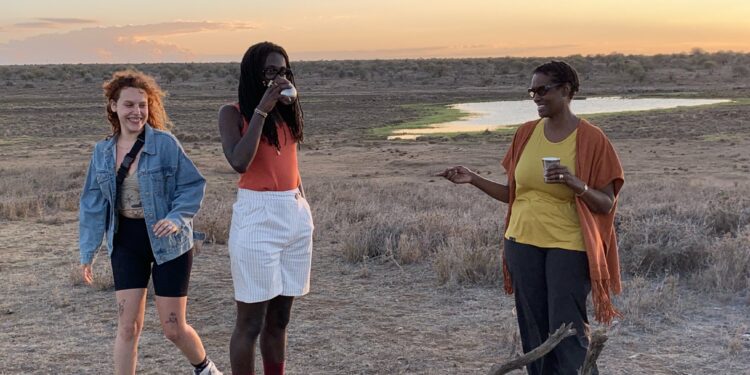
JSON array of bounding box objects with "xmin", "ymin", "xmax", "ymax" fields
[{"xmin": 228, "ymin": 188, "xmax": 314, "ymax": 303}]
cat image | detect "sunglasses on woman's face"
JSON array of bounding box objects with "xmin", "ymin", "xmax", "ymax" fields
[
  {"xmin": 527, "ymin": 83, "xmax": 562, "ymax": 98},
  {"xmin": 263, "ymin": 67, "xmax": 293, "ymax": 80}
]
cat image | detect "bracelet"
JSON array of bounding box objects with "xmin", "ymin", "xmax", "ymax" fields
[
  {"xmin": 254, "ymin": 107, "xmax": 268, "ymax": 119},
  {"xmin": 576, "ymin": 184, "xmax": 589, "ymax": 197}
]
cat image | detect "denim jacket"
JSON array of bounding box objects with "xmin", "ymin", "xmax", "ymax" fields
[{"xmin": 79, "ymin": 124, "xmax": 206, "ymax": 265}]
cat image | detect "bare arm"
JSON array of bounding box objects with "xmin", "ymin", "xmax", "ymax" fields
[
  {"xmin": 470, "ymin": 173, "xmax": 510, "ymax": 203},
  {"xmin": 218, "ymin": 104, "xmax": 264, "ymax": 173},
  {"xmin": 218, "ymin": 76, "xmax": 293, "ymax": 173},
  {"xmin": 437, "ymin": 166, "xmax": 510, "ymax": 203},
  {"xmin": 575, "ymin": 182, "xmax": 615, "ymax": 214}
]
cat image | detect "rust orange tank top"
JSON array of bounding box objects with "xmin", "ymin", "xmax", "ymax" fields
[{"xmin": 234, "ymin": 104, "xmax": 301, "ymax": 191}]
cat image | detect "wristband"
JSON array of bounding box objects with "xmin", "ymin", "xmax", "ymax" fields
[{"xmin": 254, "ymin": 107, "xmax": 268, "ymax": 119}]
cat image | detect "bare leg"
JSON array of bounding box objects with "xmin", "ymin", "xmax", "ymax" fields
[
  {"xmin": 114, "ymin": 288, "xmax": 147, "ymax": 375},
  {"xmin": 260, "ymin": 296, "xmax": 294, "ymax": 365},
  {"xmin": 154, "ymin": 296, "xmax": 207, "ymax": 365},
  {"xmin": 230, "ymin": 300, "xmax": 269, "ymax": 374}
]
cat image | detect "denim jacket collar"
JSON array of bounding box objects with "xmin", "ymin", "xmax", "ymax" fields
[{"xmin": 102, "ymin": 123, "xmax": 157, "ymax": 156}]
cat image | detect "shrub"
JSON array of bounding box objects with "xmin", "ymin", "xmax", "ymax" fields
[
  {"xmin": 732, "ymin": 65, "xmax": 749, "ymax": 77},
  {"xmin": 696, "ymin": 228, "xmax": 750, "ymax": 293},
  {"xmin": 0, "ymin": 166, "xmax": 85, "ymax": 220}
]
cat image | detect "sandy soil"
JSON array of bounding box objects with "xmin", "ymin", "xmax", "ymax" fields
[{"xmin": 1, "ymin": 80, "xmax": 749, "ymax": 374}]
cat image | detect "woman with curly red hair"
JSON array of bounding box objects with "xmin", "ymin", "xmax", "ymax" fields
[{"xmin": 79, "ymin": 70, "xmax": 222, "ymax": 374}]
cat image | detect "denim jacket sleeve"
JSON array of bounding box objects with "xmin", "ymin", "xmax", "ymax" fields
[
  {"xmin": 79, "ymin": 151, "xmax": 108, "ymax": 265},
  {"xmin": 165, "ymin": 143, "xmax": 206, "ymax": 228}
]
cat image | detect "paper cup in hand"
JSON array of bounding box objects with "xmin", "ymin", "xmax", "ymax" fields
[
  {"xmin": 280, "ymin": 86, "xmax": 297, "ymax": 101},
  {"xmin": 542, "ymin": 157, "xmax": 560, "ymax": 183}
]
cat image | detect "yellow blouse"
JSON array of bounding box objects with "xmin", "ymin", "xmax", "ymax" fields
[{"xmin": 504, "ymin": 120, "xmax": 585, "ymax": 251}]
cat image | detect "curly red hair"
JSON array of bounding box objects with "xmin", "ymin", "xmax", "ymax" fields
[{"xmin": 103, "ymin": 69, "xmax": 171, "ymax": 134}]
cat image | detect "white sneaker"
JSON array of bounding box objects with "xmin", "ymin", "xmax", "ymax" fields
[{"xmin": 194, "ymin": 359, "xmax": 223, "ymax": 375}]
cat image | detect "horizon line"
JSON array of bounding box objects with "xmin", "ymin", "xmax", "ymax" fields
[{"xmin": 2, "ymin": 48, "xmax": 749, "ymax": 67}]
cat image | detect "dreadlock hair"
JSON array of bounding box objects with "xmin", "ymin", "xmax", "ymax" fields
[
  {"xmin": 103, "ymin": 69, "xmax": 171, "ymax": 134},
  {"xmin": 238, "ymin": 42, "xmax": 304, "ymax": 150},
  {"xmin": 532, "ymin": 60, "xmax": 580, "ymax": 99}
]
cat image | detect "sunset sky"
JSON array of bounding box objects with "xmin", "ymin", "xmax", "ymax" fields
[{"xmin": 2, "ymin": 0, "xmax": 749, "ymax": 64}]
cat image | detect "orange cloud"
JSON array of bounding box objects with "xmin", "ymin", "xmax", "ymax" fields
[
  {"xmin": 13, "ymin": 18, "xmax": 98, "ymax": 29},
  {"xmin": 0, "ymin": 21, "xmax": 258, "ymax": 64}
]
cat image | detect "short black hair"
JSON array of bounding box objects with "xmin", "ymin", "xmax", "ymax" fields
[
  {"xmin": 238, "ymin": 41, "xmax": 304, "ymax": 150},
  {"xmin": 533, "ymin": 60, "xmax": 580, "ymax": 99}
]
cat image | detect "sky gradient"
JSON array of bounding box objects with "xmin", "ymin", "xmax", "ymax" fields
[{"xmin": 2, "ymin": 0, "xmax": 749, "ymax": 64}]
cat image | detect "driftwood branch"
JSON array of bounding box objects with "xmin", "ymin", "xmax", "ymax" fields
[
  {"xmin": 488, "ymin": 323, "xmax": 576, "ymax": 375},
  {"xmin": 579, "ymin": 329, "xmax": 608, "ymax": 375}
]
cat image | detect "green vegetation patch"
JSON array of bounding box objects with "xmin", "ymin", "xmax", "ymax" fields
[
  {"xmin": 700, "ymin": 132, "xmax": 742, "ymax": 142},
  {"xmin": 409, "ymin": 125, "xmax": 520, "ymax": 142},
  {"xmin": 371, "ymin": 103, "xmax": 469, "ymax": 137},
  {"xmin": 0, "ymin": 136, "xmax": 36, "ymax": 146}
]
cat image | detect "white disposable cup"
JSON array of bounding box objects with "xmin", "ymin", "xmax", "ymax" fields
[
  {"xmin": 280, "ymin": 86, "xmax": 297, "ymax": 101},
  {"xmin": 542, "ymin": 157, "xmax": 560, "ymax": 182}
]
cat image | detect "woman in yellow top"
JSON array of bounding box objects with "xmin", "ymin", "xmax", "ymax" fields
[{"xmin": 439, "ymin": 61, "xmax": 624, "ymax": 375}]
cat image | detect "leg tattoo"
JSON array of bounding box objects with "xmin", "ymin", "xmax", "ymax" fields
[{"xmin": 166, "ymin": 312, "xmax": 178, "ymax": 325}]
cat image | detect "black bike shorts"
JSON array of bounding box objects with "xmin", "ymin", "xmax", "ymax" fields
[{"xmin": 111, "ymin": 216, "xmax": 193, "ymax": 297}]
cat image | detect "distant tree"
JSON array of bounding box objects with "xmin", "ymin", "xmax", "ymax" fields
[
  {"xmin": 732, "ymin": 65, "xmax": 749, "ymax": 77},
  {"xmin": 624, "ymin": 60, "xmax": 647, "ymax": 82},
  {"xmin": 179, "ymin": 69, "xmax": 192, "ymax": 82},
  {"xmin": 161, "ymin": 69, "xmax": 177, "ymax": 83},
  {"xmin": 702, "ymin": 60, "xmax": 718, "ymax": 74}
]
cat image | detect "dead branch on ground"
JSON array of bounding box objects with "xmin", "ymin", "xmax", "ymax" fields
[
  {"xmin": 579, "ymin": 328, "xmax": 608, "ymax": 375},
  {"xmin": 488, "ymin": 324, "xmax": 610, "ymax": 375},
  {"xmin": 488, "ymin": 323, "xmax": 576, "ymax": 375}
]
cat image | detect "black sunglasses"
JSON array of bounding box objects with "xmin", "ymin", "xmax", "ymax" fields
[
  {"xmin": 263, "ymin": 67, "xmax": 293, "ymax": 80},
  {"xmin": 527, "ymin": 83, "xmax": 562, "ymax": 98}
]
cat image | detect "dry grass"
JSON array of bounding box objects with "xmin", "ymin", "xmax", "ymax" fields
[
  {"xmin": 329, "ymin": 177, "xmax": 750, "ymax": 330},
  {"xmin": 433, "ymin": 238, "xmax": 500, "ymax": 285},
  {"xmin": 616, "ymin": 274, "xmax": 683, "ymax": 330},
  {"xmin": 303, "ymin": 180, "xmax": 505, "ymax": 284},
  {"xmin": 0, "ymin": 165, "xmax": 85, "ymax": 220},
  {"xmin": 183, "ymin": 174, "xmax": 750, "ymax": 304},
  {"xmin": 726, "ymin": 324, "xmax": 749, "ymax": 355},
  {"xmin": 695, "ymin": 227, "xmax": 750, "ymax": 293},
  {"xmin": 69, "ymin": 255, "xmax": 114, "ymax": 291},
  {"xmin": 193, "ymin": 187, "xmax": 235, "ymax": 245},
  {"xmin": 3, "ymin": 156, "xmax": 748, "ymax": 298},
  {"xmin": 294, "ymin": 178, "xmax": 750, "ymax": 295},
  {"xmin": 617, "ymin": 180, "xmax": 750, "ymax": 293}
]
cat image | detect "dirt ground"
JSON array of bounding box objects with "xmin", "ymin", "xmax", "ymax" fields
[{"xmin": 1, "ymin": 77, "xmax": 749, "ymax": 374}]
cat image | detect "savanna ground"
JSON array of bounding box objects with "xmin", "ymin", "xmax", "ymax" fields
[{"xmin": 1, "ymin": 52, "xmax": 749, "ymax": 374}]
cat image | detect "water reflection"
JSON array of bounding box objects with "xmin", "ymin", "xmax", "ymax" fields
[{"xmin": 388, "ymin": 97, "xmax": 730, "ymax": 140}]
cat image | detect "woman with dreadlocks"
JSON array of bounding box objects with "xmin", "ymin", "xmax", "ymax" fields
[
  {"xmin": 218, "ymin": 41, "xmax": 313, "ymax": 375},
  {"xmin": 438, "ymin": 60, "xmax": 624, "ymax": 375}
]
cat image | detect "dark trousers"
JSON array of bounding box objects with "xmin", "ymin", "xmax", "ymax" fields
[{"xmin": 504, "ymin": 239, "xmax": 597, "ymax": 375}]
